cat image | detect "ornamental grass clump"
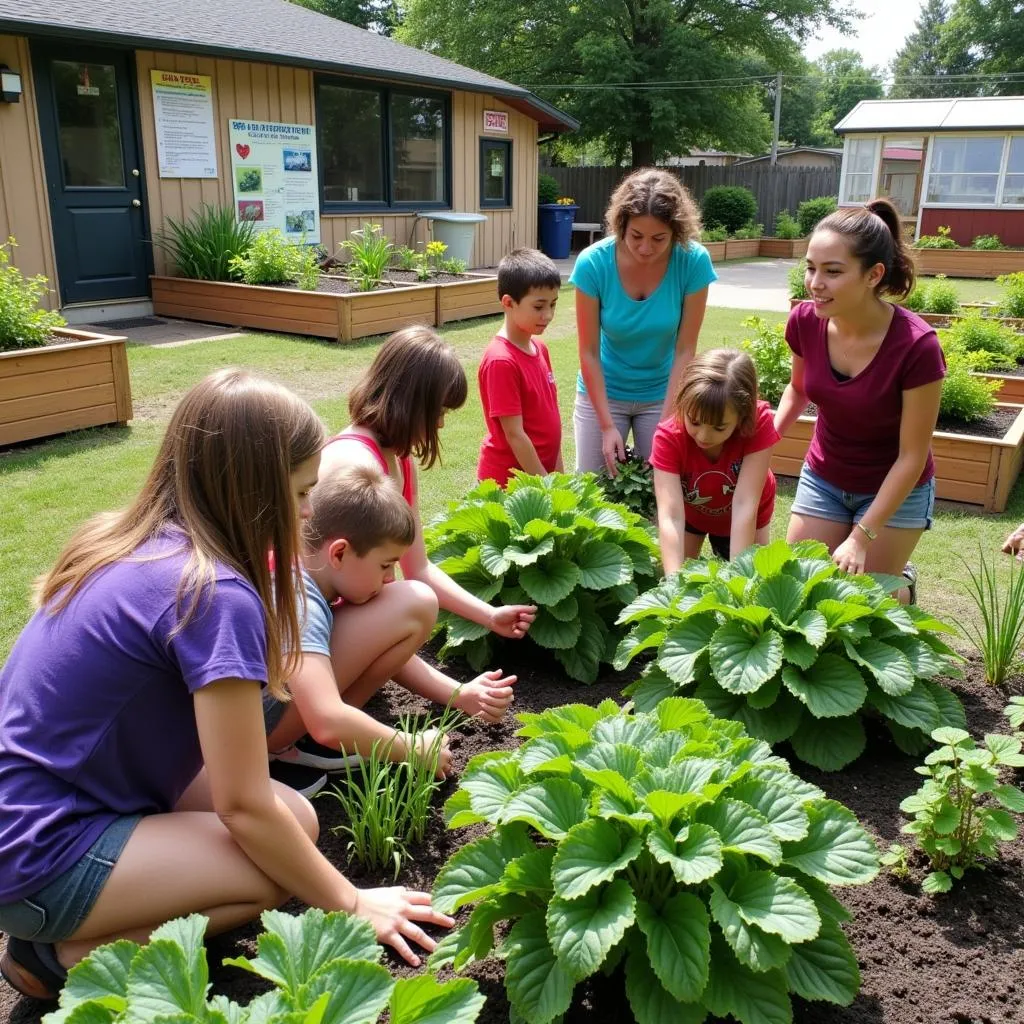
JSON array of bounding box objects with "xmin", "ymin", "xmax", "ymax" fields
[
  {"xmin": 154, "ymin": 203, "xmax": 257, "ymax": 282},
  {"xmin": 429, "ymin": 697, "xmax": 879, "ymax": 1024},
  {"xmin": 616, "ymin": 540, "xmax": 966, "ymax": 771},
  {"xmin": 44, "ymin": 909, "xmax": 485, "ymax": 1024},
  {"xmin": 425, "ymin": 472, "xmax": 661, "ymax": 683}
]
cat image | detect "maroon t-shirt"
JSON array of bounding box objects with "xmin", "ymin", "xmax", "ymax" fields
[{"xmin": 785, "ymin": 301, "xmax": 946, "ymax": 493}]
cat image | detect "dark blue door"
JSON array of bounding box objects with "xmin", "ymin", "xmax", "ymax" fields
[{"xmin": 33, "ymin": 45, "xmax": 149, "ymax": 305}]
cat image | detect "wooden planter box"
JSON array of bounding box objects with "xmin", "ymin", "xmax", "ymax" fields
[
  {"xmin": 917, "ymin": 311, "xmax": 1024, "ymax": 331},
  {"xmin": 913, "ymin": 248, "xmax": 1024, "ymax": 279},
  {"xmin": 704, "ymin": 241, "xmax": 726, "ymax": 261},
  {"xmin": 0, "ymin": 328, "xmax": 131, "ymax": 446},
  {"xmin": 976, "ymin": 371, "xmax": 1024, "ymax": 404},
  {"xmin": 724, "ymin": 238, "xmax": 761, "ymax": 259},
  {"xmin": 771, "ymin": 404, "xmax": 1024, "ymax": 512},
  {"xmin": 758, "ymin": 238, "xmax": 808, "ymax": 258},
  {"xmin": 436, "ymin": 273, "xmax": 501, "ymax": 326}
]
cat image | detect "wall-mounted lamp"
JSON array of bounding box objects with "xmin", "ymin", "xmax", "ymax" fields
[{"xmin": 0, "ymin": 65, "xmax": 23, "ymax": 103}]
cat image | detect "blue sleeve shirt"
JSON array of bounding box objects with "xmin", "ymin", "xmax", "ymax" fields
[{"xmin": 569, "ymin": 235, "xmax": 717, "ymax": 402}]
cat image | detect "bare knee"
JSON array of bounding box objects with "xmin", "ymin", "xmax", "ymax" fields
[
  {"xmin": 272, "ymin": 782, "xmax": 320, "ymax": 842},
  {"xmin": 403, "ymin": 579, "xmax": 439, "ymax": 631}
]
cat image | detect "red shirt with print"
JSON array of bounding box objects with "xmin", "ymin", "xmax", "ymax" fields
[
  {"xmin": 650, "ymin": 400, "xmax": 779, "ymax": 536},
  {"xmin": 477, "ymin": 334, "xmax": 561, "ymax": 486}
]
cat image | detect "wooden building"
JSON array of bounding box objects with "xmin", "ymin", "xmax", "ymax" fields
[{"xmin": 0, "ymin": 0, "xmax": 575, "ymax": 315}]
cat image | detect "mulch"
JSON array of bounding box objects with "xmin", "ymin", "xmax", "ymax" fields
[
  {"xmin": 936, "ymin": 405, "xmax": 1021, "ymax": 441},
  {"xmin": 2, "ymin": 649, "xmax": 1022, "ymax": 1024}
]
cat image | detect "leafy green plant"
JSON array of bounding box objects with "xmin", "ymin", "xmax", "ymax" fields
[
  {"xmin": 425, "ymin": 472, "xmax": 661, "ymax": 683},
  {"xmin": 616, "ymin": 540, "xmax": 966, "ymax": 771},
  {"xmin": 740, "ymin": 315, "xmax": 792, "ymax": 407},
  {"xmin": 997, "ymin": 270, "xmax": 1024, "ymax": 319},
  {"xmin": 701, "ymin": 225, "xmax": 728, "ymax": 243},
  {"xmin": 154, "ymin": 203, "xmax": 257, "ymax": 283},
  {"xmin": 949, "ymin": 548, "xmax": 1024, "ymax": 685},
  {"xmin": 538, "ymin": 173, "xmax": 560, "ymax": 205},
  {"xmin": 229, "ymin": 229, "xmax": 310, "ymax": 286},
  {"xmin": 0, "ymin": 237, "xmax": 65, "ymax": 353},
  {"xmin": 923, "ymin": 275, "xmax": 959, "ymax": 314},
  {"xmin": 898, "ymin": 726, "xmax": 1024, "ymax": 892},
  {"xmin": 599, "ymin": 445, "xmax": 655, "ymax": 520},
  {"xmin": 324, "ymin": 707, "xmax": 463, "ymax": 879},
  {"xmin": 1005, "ymin": 696, "xmax": 1024, "ymax": 731},
  {"xmin": 902, "ymin": 283, "xmax": 928, "ymax": 312},
  {"xmin": 341, "ymin": 223, "xmax": 394, "ymax": 291},
  {"xmin": 796, "ymin": 196, "xmax": 837, "ymax": 236},
  {"xmin": 788, "ymin": 261, "xmax": 809, "ymax": 301},
  {"xmin": 394, "ymin": 245, "xmax": 419, "ymax": 271},
  {"xmin": 731, "ymin": 222, "xmax": 764, "ymax": 240},
  {"xmin": 43, "ymin": 908, "xmax": 485, "ymax": 1024},
  {"xmin": 972, "ymin": 234, "xmax": 1005, "ymax": 250},
  {"xmin": 945, "ymin": 311, "xmax": 1016, "ymax": 364},
  {"xmin": 429, "ymin": 697, "xmax": 879, "ymax": 1023},
  {"xmin": 879, "ymin": 843, "xmax": 911, "ymax": 880},
  {"xmin": 774, "ymin": 211, "xmax": 802, "ymax": 239},
  {"xmin": 914, "ymin": 226, "xmax": 958, "ymax": 249},
  {"xmin": 413, "ymin": 252, "xmax": 433, "ymax": 282},
  {"xmin": 440, "ymin": 257, "xmax": 468, "ymax": 274},
  {"xmin": 702, "ymin": 186, "xmax": 757, "ymax": 234},
  {"xmin": 939, "ymin": 350, "xmax": 999, "ymax": 422}
]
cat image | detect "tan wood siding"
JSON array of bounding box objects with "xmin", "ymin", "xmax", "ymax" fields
[{"xmin": 0, "ymin": 35, "xmax": 59, "ymax": 307}]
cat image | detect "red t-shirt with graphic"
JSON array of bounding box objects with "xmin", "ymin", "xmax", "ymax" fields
[
  {"xmin": 477, "ymin": 334, "xmax": 561, "ymax": 486},
  {"xmin": 650, "ymin": 400, "xmax": 780, "ymax": 536}
]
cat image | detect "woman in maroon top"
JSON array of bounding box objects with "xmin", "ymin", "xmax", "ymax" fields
[{"xmin": 774, "ymin": 198, "xmax": 945, "ymax": 592}]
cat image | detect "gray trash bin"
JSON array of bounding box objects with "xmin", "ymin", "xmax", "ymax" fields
[{"xmin": 420, "ymin": 212, "xmax": 488, "ymax": 265}]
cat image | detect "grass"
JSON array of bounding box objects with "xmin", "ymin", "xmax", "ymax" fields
[
  {"xmin": 2, "ymin": 288, "xmax": 1024, "ymax": 659},
  {"xmin": 917, "ymin": 276, "xmax": 1003, "ymax": 305}
]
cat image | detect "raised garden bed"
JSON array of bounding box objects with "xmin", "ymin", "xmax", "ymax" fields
[
  {"xmin": 913, "ymin": 247, "xmax": 1024, "ymax": 279},
  {"xmin": 706, "ymin": 238, "xmax": 808, "ymax": 262},
  {"xmin": 758, "ymin": 237, "xmax": 808, "ymax": 258},
  {"xmin": 772, "ymin": 403, "xmax": 1024, "ymax": 512},
  {"xmin": 0, "ymin": 328, "xmax": 131, "ymax": 447}
]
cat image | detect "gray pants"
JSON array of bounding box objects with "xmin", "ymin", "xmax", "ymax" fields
[{"xmin": 573, "ymin": 391, "xmax": 663, "ymax": 472}]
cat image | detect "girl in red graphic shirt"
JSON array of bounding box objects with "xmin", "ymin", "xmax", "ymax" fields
[{"xmin": 651, "ymin": 349, "xmax": 780, "ymax": 573}]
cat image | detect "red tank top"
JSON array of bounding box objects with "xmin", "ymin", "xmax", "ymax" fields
[{"xmin": 326, "ymin": 432, "xmax": 415, "ymax": 505}]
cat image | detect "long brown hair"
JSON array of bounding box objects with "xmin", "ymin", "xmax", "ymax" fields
[
  {"xmin": 347, "ymin": 325, "xmax": 467, "ymax": 468},
  {"xmin": 605, "ymin": 168, "xmax": 702, "ymax": 246},
  {"xmin": 673, "ymin": 349, "xmax": 759, "ymax": 436},
  {"xmin": 35, "ymin": 369, "xmax": 325, "ymax": 698}
]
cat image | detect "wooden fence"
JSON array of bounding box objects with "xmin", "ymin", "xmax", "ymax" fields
[{"xmin": 543, "ymin": 165, "xmax": 840, "ymax": 232}]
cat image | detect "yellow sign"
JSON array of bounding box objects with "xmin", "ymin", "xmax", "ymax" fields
[{"xmin": 150, "ymin": 70, "xmax": 217, "ymax": 178}]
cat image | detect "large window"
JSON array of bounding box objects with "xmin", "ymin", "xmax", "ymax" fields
[
  {"xmin": 926, "ymin": 136, "xmax": 1003, "ymax": 205},
  {"xmin": 1003, "ymin": 137, "xmax": 1024, "ymax": 204},
  {"xmin": 316, "ymin": 79, "xmax": 450, "ymax": 210},
  {"xmin": 841, "ymin": 137, "xmax": 878, "ymax": 204}
]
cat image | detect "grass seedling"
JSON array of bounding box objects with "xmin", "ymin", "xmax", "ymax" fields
[
  {"xmin": 879, "ymin": 843, "xmax": 911, "ymax": 880},
  {"xmin": 951, "ymin": 548, "xmax": 1024, "ymax": 685}
]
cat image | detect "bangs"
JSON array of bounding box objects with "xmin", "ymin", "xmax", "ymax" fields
[{"xmin": 681, "ymin": 382, "xmax": 731, "ymax": 426}]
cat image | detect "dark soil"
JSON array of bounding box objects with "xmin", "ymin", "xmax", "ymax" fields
[
  {"xmin": 936, "ymin": 405, "xmax": 1021, "ymax": 440},
  {"xmin": 387, "ymin": 270, "xmax": 488, "ymax": 286},
  {"xmin": 3, "ymin": 652, "xmax": 1022, "ymax": 1024}
]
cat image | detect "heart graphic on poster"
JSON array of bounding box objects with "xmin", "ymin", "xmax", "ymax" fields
[{"xmin": 236, "ymin": 144, "xmax": 251, "ymax": 159}]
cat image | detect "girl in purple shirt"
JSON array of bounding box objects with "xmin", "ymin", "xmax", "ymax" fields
[
  {"xmin": 0, "ymin": 370, "xmax": 451, "ymax": 1001},
  {"xmin": 774, "ymin": 198, "xmax": 945, "ymax": 596}
]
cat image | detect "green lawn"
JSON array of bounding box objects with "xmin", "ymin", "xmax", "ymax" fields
[
  {"xmin": 2, "ymin": 292, "xmax": 1022, "ymax": 660},
  {"xmin": 918, "ymin": 275, "xmax": 1004, "ymax": 305}
]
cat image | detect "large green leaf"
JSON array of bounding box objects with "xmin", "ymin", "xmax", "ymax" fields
[
  {"xmin": 782, "ymin": 918, "xmax": 860, "ymax": 1006},
  {"xmin": 578, "ymin": 741, "xmax": 643, "ymax": 780},
  {"xmin": 785, "ymin": 609, "xmax": 828, "ymax": 648},
  {"xmin": 815, "ymin": 599, "xmax": 875, "ymax": 629},
  {"xmin": 709, "ymin": 884, "xmax": 793, "ymax": 973},
  {"xmin": 923, "ymin": 681, "xmax": 968, "ymax": 731},
  {"xmin": 519, "ymin": 735, "xmax": 576, "ymax": 776},
  {"xmin": 727, "ymin": 872, "xmax": 820, "ymax": 943},
  {"xmin": 614, "ymin": 619, "xmax": 668, "ymax": 670},
  {"xmin": 389, "ymin": 974, "xmax": 486, "ymax": 1024},
  {"xmin": 628, "ymin": 664, "xmax": 680, "ymax": 712},
  {"xmin": 519, "ymin": 558, "xmax": 581, "ymax": 606},
  {"xmin": 502, "ymin": 912, "xmax": 575, "ymax": 1024},
  {"xmin": 868, "ymin": 681, "xmax": 940, "ymax": 733},
  {"xmin": 462, "ymin": 760, "xmax": 525, "ymax": 821},
  {"xmin": 547, "ymin": 592, "xmax": 580, "ymax": 622},
  {"xmin": 885, "ymin": 633, "xmax": 951, "ymax": 678},
  {"xmin": 433, "ymin": 828, "xmax": 535, "ymax": 914},
  {"xmin": 554, "ymin": 597, "xmax": 608, "ymax": 683},
  {"xmin": 576, "ymin": 541, "xmax": 633, "ymax": 590},
  {"xmin": 506, "ymin": 487, "xmax": 553, "ymax": 530},
  {"xmin": 551, "ymin": 818, "xmax": 643, "ymax": 899},
  {"xmin": 502, "ymin": 848, "xmax": 556, "ymax": 897},
  {"xmin": 843, "ymin": 638, "xmax": 915, "ymax": 696},
  {"xmin": 727, "ymin": 777, "xmax": 810, "ymax": 843},
  {"xmin": 59, "ymin": 941, "xmax": 138, "ymax": 1008},
  {"xmin": 657, "ymin": 614, "xmax": 718, "ymax": 685},
  {"xmin": 635, "ymin": 893, "xmax": 711, "ymax": 1002},
  {"xmin": 789, "ymin": 715, "xmax": 866, "ymax": 771},
  {"xmin": 624, "ymin": 944, "xmax": 708, "ymax": 1024},
  {"xmin": 647, "ymin": 823, "xmax": 723, "ymax": 884},
  {"xmin": 709, "ymin": 623, "xmax": 784, "ymax": 695},
  {"xmin": 296, "ymin": 959, "xmax": 394, "ymax": 1024},
  {"xmin": 545, "ymin": 878, "xmax": 636, "ymax": 981},
  {"xmin": 529, "ymin": 609, "xmax": 583, "ymax": 650},
  {"xmin": 782, "ymin": 800, "xmax": 880, "ymax": 885},
  {"xmin": 696, "ymin": 798, "xmax": 782, "ymax": 865},
  {"xmin": 754, "ymin": 575, "xmax": 805, "ymax": 625},
  {"xmin": 781, "ymin": 655, "xmax": 868, "ymax": 719},
  {"xmin": 504, "ymin": 536, "xmax": 555, "ymax": 567},
  {"xmin": 479, "ymin": 541, "xmax": 511, "ymax": 576},
  {"xmin": 753, "ymin": 540, "xmax": 795, "ymax": 578},
  {"xmin": 444, "ymin": 616, "xmax": 493, "ymax": 645},
  {"xmin": 126, "ymin": 932, "xmax": 208, "ymax": 1021},
  {"xmin": 702, "ymin": 934, "xmax": 793, "ymax": 1024},
  {"xmin": 502, "ymin": 779, "xmax": 588, "ymax": 839}
]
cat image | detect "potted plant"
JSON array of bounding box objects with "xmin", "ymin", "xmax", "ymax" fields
[{"xmin": 0, "ymin": 238, "xmax": 130, "ymax": 446}]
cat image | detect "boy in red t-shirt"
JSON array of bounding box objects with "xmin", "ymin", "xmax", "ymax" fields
[
  {"xmin": 477, "ymin": 248, "xmax": 563, "ymax": 486},
  {"xmin": 651, "ymin": 348, "xmax": 780, "ymax": 571}
]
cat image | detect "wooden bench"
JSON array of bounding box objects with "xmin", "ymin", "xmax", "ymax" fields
[{"xmin": 571, "ymin": 222, "xmax": 602, "ymax": 247}]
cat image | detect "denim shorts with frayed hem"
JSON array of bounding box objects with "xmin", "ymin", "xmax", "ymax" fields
[
  {"xmin": 790, "ymin": 465, "xmax": 935, "ymax": 531},
  {"xmin": 0, "ymin": 814, "xmax": 141, "ymax": 944}
]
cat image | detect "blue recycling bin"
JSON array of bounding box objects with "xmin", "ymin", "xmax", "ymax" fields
[{"xmin": 538, "ymin": 203, "xmax": 579, "ymax": 259}]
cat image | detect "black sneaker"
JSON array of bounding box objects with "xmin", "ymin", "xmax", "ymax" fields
[
  {"xmin": 268, "ymin": 760, "xmax": 328, "ymax": 798},
  {"xmin": 273, "ymin": 736, "xmax": 365, "ymax": 773}
]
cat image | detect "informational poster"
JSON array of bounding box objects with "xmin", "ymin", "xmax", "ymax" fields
[
  {"xmin": 150, "ymin": 71, "xmax": 217, "ymax": 178},
  {"xmin": 228, "ymin": 119, "xmax": 320, "ymax": 243}
]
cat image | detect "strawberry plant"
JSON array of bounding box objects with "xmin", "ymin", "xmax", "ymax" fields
[
  {"xmin": 616, "ymin": 539, "xmax": 966, "ymax": 771},
  {"xmin": 898, "ymin": 726, "xmax": 1024, "ymax": 893},
  {"xmin": 425, "ymin": 472, "xmax": 660, "ymax": 683},
  {"xmin": 429, "ymin": 698, "xmax": 879, "ymax": 1024},
  {"xmin": 43, "ymin": 908, "xmax": 484, "ymax": 1024},
  {"xmin": 599, "ymin": 445, "xmax": 656, "ymax": 520}
]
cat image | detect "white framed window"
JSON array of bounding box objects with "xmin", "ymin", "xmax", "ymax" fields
[
  {"xmin": 1001, "ymin": 137, "xmax": 1024, "ymax": 205},
  {"xmin": 925, "ymin": 136, "xmax": 1003, "ymax": 205},
  {"xmin": 841, "ymin": 137, "xmax": 878, "ymax": 204}
]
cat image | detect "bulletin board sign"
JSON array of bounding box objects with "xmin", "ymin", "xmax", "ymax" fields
[
  {"xmin": 228, "ymin": 119, "xmax": 321, "ymax": 243},
  {"xmin": 483, "ymin": 110, "xmax": 509, "ymax": 133},
  {"xmin": 150, "ymin": 71, "xmax": 218, "ymax": 178}
]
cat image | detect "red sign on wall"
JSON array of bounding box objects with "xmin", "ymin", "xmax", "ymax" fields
[{"xmin": 483, "ymin": 110, "xmax": 509, "ymax": 133}]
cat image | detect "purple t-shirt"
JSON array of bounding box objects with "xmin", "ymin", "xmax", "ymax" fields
[
  {"xmin": 0, "ymin": 531, "xmax": 268, "ymax": 903},
  {"xmin": 785, "ymin": 301, "xmax": 946, "ymax": 493}
]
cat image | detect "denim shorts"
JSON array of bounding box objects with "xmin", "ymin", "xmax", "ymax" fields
[
  {"xmin": 791, "ymin": 465, "xmax": 935, "ymax": 530},
  {"xmin": 263, "ymin": 688, "xmax": 288, "ymax": 734},
  {"xmin": 0, "ymin": 815, "xmax": 141, "ymax": 944}
]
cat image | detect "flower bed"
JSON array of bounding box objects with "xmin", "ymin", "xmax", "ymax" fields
[{"xmin": 0, "ymin": 327, "xmax": 131, "ymax": 446}]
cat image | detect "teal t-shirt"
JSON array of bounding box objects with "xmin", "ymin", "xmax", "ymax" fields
[{"xmin": 569, "ymin": 236, "xmax": 717, "ymax": 402}]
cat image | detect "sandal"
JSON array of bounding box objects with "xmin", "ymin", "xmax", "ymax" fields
[
  {"xmin": 0, "ymin": 936, "xmax": 67, "ymax": 1001},
  {"xmin": 902, "ymin": 561, "xmax": 919, "ymax": 605}
]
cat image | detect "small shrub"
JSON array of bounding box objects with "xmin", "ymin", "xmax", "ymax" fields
[
  {"xmin": 924, "ymin": 275, "xmax": 960, "ymax": 314},
  {"xmin": 154, "ymin": 203, "xmax": 257, "ymax": 283},
  {"xmin": 702, "ymin": 185, "xmax": 757, "ymax": 234},
  {"xmin": 788, "ymin": 261, "xmax": 809, "ymax": 300},
  {"xmin": 44, "ymin": 909, "xmax": 485, "ymax": 1023},
  {"xmin": 774, "ymin": 210, "xmax": 802, "ymax": 239},
  {"xmin": 903, "ymin": 283, "xmax": 928, "ymax": 312},
  {"xmin": 898, "ymin": 726, "xmax": 1024, "ymax": 892},
  {"xmin": 340, "ymin": 223, "xmax": 394, "ymax": 291},
  {"xmin": 972, "ymin": 234, "xmax": 1005, "ymax": 250},
  {"xmin": 797, "ymin": 196, "xmax": 837, "ymax": 236},
  {"xmin": 730, "ymin": 221, "xmax": 764, "ymax": 240},
  {"xmin": 430, "ymin": 697, "xmax": 879, "ymax": 1021},
  {"xmin": 939, "ymin": 350, "xmax": 999, "ymax": 422},
  {"xmin": 229, "ymin": 229, "xmax": 311, "ymax": 286},
  {"xmin": 440, "ymin": 256, "xmax": 468, "ymax": 274},
  {"xmin": 538, "ymin": 173, "xmax": 560, "ymax": 205},
  {"xmin": 740, "ymin": 315, "xmax": 792, "ymax": 407},
  {"xmin": 393, "ymin": 245, "xmax": 418, "ymax": 271},
  {"xmin": 946, "ymin": 311, "xmax": 1016, "ymax": 361},
  {"xmin": 996, "ymin": 271, "xmax": 1024, "ymax": 319},
  {"xmin": 914, "ymin": 226, "xmax": 958, "ymax": 249},
  {"xmin": 0, "ymin": 237, "xmax": 65, "ymax": 353},
  {"xmin": 598, "ymin": 445, "xmax": 655, "ymax": 520},
  {"xmin": 701, "ymin": 225, "xmax": 728, "ymax": 243},
  {"xmin": 425, "ymin": 472, "xmax": 661, "ymax": 683}
]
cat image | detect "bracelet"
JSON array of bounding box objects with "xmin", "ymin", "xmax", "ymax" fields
[{"xmin": 856, "ymin": 522, "xmax": 877, "ymax": 542}]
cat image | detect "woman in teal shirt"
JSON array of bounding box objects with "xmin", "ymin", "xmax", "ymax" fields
[{"xmin": 571, "ymin": 168, "xmax": 717, "ymax": 473}]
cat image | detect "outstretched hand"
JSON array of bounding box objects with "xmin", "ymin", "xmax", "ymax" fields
[
  {"xmin": 454, "ymin": 668, "xmax": 517, "ymax": 723},
  {"xmin": 1002, "ymin": 523, "xmax": 1024, "ymax": 560},
  {"xmin": 353, "ymin": 887, "xmax": 454, "ymax": 966},
  {"xmin": 601, "ymin": 425, "xmax": 626, "ymax": 476},
  {"xmin": 490, "ymin": 604, "xmax": 537, "ymax": 639},
  {"xmin": 832, "ymin": 531, "xmax": 868, "ymax": 577}
]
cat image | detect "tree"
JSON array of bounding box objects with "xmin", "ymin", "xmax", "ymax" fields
[
  {"xmin": 942, "ymin": 0, "xmax": 1024, "ymax": 93},
  {"xmin": 289, "ymin": 0, "xmax": 401, "ymax": 35},
  {"xmin": 889, "ymin": 0, "xmax": 975, "ymax": 98},
  {"xmin": 399, "ymin": 0, "xmax": 851, "ymax": 167},
  {"xmin": 812, "ymin": 48, "xmax": 884, "ymax": 144}
]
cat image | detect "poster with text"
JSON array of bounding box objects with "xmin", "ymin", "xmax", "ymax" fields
[
  {"xmin": 228, "ymin": 119, "xmax": 320, "ymax": 244},
  {"xmin": 151, "ymin": 71, "xmax": 217, "ymax": 178}
]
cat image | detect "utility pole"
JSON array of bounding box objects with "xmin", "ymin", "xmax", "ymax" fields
[{"xmin": 770, "ymin": 71, "xmax": 782, "ymax": 165}]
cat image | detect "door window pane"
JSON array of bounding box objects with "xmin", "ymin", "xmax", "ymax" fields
[
  {"xmin": 927, "ymin": 136, "xmax": 1003, "ymax": 204},
  {"xmin": 878, "ymin": 136, "xmax": 924, "ymax": 216},
  {"xmin": 481, "ymin": 139, "xmax": 511, "ymax": 207},
  {"xmin": 391, "ymin": 93, "xmax": 445, "ymax": 203},
  {"xmin": 318, "ymin": 84, "xmax": 384, "ymax": 203},
  {"xmin": 52, "ymin": 61, "xmax": 124, "ymax": 187}
]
